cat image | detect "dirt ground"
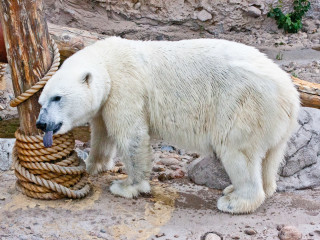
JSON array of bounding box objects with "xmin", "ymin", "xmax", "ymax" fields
[
  {"xmin": 0, "ymin": 169, "xmax": 320, "ymax": 240},
  {"xmin": 0, "ymin": 1, "xmax": 320, "ymax": 240}
]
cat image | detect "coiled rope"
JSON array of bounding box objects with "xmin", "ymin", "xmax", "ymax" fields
[{"xmin": 11, "ymin": 38, "xmax": 90, "ymax": 199}]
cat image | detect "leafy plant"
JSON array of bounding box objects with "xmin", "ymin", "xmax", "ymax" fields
[{"xmin": 267, "ymin": 0, "xmax": 311, "ymax": 33}]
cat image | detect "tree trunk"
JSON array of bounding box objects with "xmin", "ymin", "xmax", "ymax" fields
[{"xmin": 0, "ymin": 0, "xmax": 52, "ymax": 135}]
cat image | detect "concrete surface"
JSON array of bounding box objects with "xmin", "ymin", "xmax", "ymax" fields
[{"xmin": 0, "ymin": 170, "xmax": 319, "ymax": 240}]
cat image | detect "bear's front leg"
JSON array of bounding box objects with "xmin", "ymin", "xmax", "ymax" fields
[
  {"xmin": 86, "ymin": 115, "xmax": 116, "ymax": 175},
  {"xmin": 109, "ymin": 124, "xmax": 152, "ymax": 198}
]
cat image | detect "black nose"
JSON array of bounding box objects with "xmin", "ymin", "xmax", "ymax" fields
[{"xmin": 36, "ymin": 121, "xmax": 47, "ymax": 131}]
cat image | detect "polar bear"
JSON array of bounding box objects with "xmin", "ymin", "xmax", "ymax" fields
[{"xmin": 37, "ymin": 37, "xmax": 299, "ymax": 214}]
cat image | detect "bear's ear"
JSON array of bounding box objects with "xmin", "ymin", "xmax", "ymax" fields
[{"xmin": 81, "ymin": 72, "xmax": 92, "ymax": 85}]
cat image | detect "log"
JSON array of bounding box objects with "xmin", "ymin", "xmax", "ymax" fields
[
  {"xmin": 0, "ymin": 0, "xmax": 52, "ymax": 135},
  {"xmin": 292, "ymin": 77, "xmax": 320, "ymax": 109},
  {"xmin": 48, "ymin": 23, "xmax": 104, "ymax": 61}
]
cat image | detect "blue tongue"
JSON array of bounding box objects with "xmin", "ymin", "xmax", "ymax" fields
[{"xmin": 43, "ymin": 131, "xmax": 53, "ymax": 148}]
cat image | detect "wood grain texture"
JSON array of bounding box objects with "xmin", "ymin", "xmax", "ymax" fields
[
  {"xmin": 48, "ymin": 23, "xmax": 104, "ymax": 61},
  {"xmin": 292, "ymin": 76, "xmax": 320, "ymax": 109},
  {"xmin": 0, "ymin": 0, "xmax": 52, "ymax": 135}
]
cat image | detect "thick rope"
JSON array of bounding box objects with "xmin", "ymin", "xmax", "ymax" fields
[
  {"xmin": 11, "ymin": 38, "xmax": 91, "ymax": 199},
  {"xmin": 9, "ymin": 39, "xmax": 60, "ymax": 107}
]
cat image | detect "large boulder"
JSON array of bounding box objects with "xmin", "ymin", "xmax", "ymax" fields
[
  {"xmin": 188, "ymin": 154, "xmax": 230, "ymax": 190},
  {"xmin": 188, "ymin": 107, "xmax": 320, "ymax": 191}
]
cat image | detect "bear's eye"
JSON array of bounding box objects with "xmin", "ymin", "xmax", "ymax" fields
[
  {"xmin": 52, "ymin": 96, "xmax": 61, "ymax": 102},
  {"xmin": 82, "ymin": 73, "xmax": 91, "ymax": 85}
]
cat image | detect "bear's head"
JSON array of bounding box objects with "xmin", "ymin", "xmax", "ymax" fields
[{"xmin": 36, "ymin": 48, "xmax": 111, "ymax": 135}]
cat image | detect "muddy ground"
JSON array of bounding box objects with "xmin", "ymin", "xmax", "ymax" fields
[{"xmin": 0, "ymin": 169, "xmax": 320, "ymax": 240}]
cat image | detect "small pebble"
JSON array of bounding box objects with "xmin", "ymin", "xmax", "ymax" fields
[
  {"xmin": 159, "ymin": 158, "xmax": 180, "ymax": 166},
  {"xmin": 158, "ymin": 173, "xmax": 167, "ymax": 182},
  {"xmin": 204, "ymin": 232, "xmax": 221, "ymax": 240},
  {"xmin": 277, "ymin": 224, "xmax": 285, "ymax": 231},
  {"xmin": 161, "ymin": 145, "xmax": 174, "ymax": 152},
  {"xmin": 278, "ymin": 226, "xmax": 302, "ymax": 240},
  {"xmin": 244, "ymin": 229, "xmax": 256, "ymax": 235},
  {"xmin": 155, "ymin": 232, "xmax": 165, "ymax": 238},
  {"xmin": 152, "ymin": 166, "xmax": 166, "ymax": 172}
]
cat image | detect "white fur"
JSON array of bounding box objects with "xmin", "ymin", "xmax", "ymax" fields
[{"xmin": 39, "ymin": 37, "xmax": 300, "ymax": 213}]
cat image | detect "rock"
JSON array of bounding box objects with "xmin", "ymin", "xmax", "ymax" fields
[
  {"xmin": 244, "ymin": 229, "xmax": 257, "ymax": 235},
  {"xmin": 204, "ymin": 232, "xmax": 221, "ymax": 240},
  {"xmin": 155, "ymin": 232, "xmax": 165, "ymax": 238},
  {"xmin": 197, "ymin": 10, "xmax": 212, "ymax": 22},
  {"xmin": 178, "ymin": 149, "xmax": 186, "ymax": 155},
  {"xmin": 188, "ymin": 154, "xmax": 231, "ymax": 190},
  {"xmin": 75, "ymin": 148, "xmax": 89, "ymax": 161},
  {"xmin": 152, "ymin": 165, "xmax": 166, "ymax": 172},
  {"xmin": 247, "ymin": 6, "xmax": 261, "ymax": 18},
  {"xmin": 169, "ymin": 169, "xmax": 185, "ymax": 179},
  {"xmin": 278, "ymin": 226, "xmax": 302, "ymax": 240},
  {"xmin": 302, "ymin": 19, "xmax": 318, "ymax": 33},
  {"xmin": 74, "ymin": 140, "xmax": 85, "ymax": 149},
  {"xmin": 158, "ymin": 173, "xmax": 168, "ymax": 182},
  {"xmin": 161, "ymin": 145, "xmax": 175, "ymax": 152},
  {"xmin": 158, "ymin": 158, "xmax": 180, "ymax": 166},
  {"xmin": 277, "ymin": 224, "xmax": 285, "ymax": 231},
  {"xmin": 278, "ymin": 107, "xmax": 320, "ymax": 191},
  {"xmin": 0, "ymin": 138, "xmax": 15, "ymax": 171},
  {"xmin": 134, "ymin": 2, "xmax": 141, "ymax": 10}
]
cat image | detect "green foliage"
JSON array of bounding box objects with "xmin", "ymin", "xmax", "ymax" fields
[
  {"xmin": 276, "ymin": 51, "xmax": 283, "ymax": 60},
  {"xmin": 267, "ymin": 0, "xmax": 311, "ymax": 33}
]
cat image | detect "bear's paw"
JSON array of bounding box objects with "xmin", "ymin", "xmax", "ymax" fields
[
  {"xmin": 110, "ymin": 180, "xmax": 150, "ymax": 198},
  {"xmin": 217, "ymin": 190, "xmax": 265, "ymax": 214}
]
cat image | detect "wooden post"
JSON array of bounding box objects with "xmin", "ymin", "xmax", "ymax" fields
[{"xmin": 0, "ymin": 0, "xmax": 52, "ymax": 135}]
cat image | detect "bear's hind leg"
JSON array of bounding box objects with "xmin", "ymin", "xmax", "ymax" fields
[
  {"xmin": 110, "ymin": 124, "xmax": 152, "ymax": 198},
  {"xmin": 86, "ymin": 115, "xmax": 116, "ymax": 175},
  {"xmin": 262, "ymin": 140, "xmax": 287, "ymax": 198},
  {"xmin": 217, "ymin": 149, "xmax": 265, "ymax": 214}
]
